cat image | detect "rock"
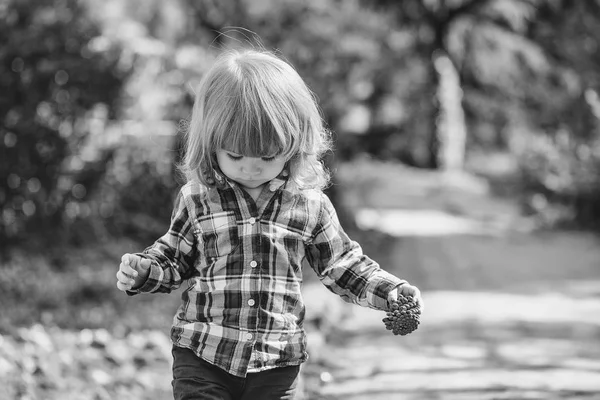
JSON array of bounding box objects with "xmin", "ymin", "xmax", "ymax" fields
[
  {"xmin": 89, "ymin": 368, "xmax": 113, "ymax": 386},
  {"xmin": 18, "ymin": 324, "xmax": 54, "ymax": 352}
]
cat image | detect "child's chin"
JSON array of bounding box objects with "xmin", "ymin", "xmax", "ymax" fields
[{"xmin": 239, "ymin": 180, "xmax": 266, "ymax": 189}]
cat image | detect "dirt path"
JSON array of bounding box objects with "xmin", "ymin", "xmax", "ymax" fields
[
  {"xmin": 298, "ymin": 201, "xmax": 600, "ymax": 400},
  {"xmin": 300, "ymin": 282, "xmax": 600, "ymax": 400}
]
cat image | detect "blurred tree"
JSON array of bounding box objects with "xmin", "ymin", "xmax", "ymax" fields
[
  {"xmin": 7, "ymin": 0, "xmax": 594, "ymax": 245},
  {"xmin": 365, "ymin": 0, "xmax": 545, "ymax": 169},
  {"xmin": 0, "ymin": 0, "xmax": 130, "ymax": 250}
]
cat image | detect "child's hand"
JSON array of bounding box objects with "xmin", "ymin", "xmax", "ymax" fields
[
  {"xmin": 398, "ymin": 283, "xmax": 423, "ymax": 310},
  {"xmin": 388, "ymin": 283, "xmax": 424, "ymax": 311},
  {"xmin": 116, "ymin": 253, "xmax": 152, "ymax": 292}
]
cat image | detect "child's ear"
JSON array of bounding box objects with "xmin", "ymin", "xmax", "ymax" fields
[{"xmin": 200, "ymin": 165, "xmax": 215, "ymax": 186}]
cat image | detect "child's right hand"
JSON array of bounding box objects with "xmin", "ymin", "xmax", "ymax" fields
[{"xmin": 116, "ymin": 253, "xmax": 152, "ymax": 292}]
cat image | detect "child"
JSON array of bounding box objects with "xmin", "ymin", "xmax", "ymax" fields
[{"xmin": 116, "ymin": 47, "xmax": 422, "ymax": 400}]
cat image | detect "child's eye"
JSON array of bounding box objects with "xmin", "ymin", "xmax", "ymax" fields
[
  {"xmin": 226, "ymin": 153, "xmax": 243, "ymax": 161},
  {"xmin": 261, "ymin": 156, "xmax": 276, "ymax": 162}
]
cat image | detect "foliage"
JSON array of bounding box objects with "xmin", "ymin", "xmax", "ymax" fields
[
  {"xmin": 0, "ymin": 239, "xmax": 181, "ymax": 334},
  {"xmin": 518, "ymin": 132, "xmax": 600, "ymax": 230},
  {"xmin": 514, "ymin": 1, "xmax": 600, "ymax": 228},
  {"xmin": 101, "ymin": 133, "xmax": 182, "ymax": 243},
  {"xmin": 3, "ymin": 0, "xmax": 600, "ymax": 254},
  {"xmin": 0, "ymin": 0, "xmax": 130, "ymax": 249}
]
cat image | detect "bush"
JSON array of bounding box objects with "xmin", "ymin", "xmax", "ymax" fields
[
  {"xmin": 89, "ymin": 129, "xmax": 183, "ymax": 244},
  {"xmin": 0, "ymin": 0, "xmax": 129, "ymax": 248},
  {"xmin": 518, "ymin": 132, "xmax": 600, "ymax": 230}
]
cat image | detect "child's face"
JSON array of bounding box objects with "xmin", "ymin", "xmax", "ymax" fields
[{"xmin": 216, "ymin": 149, "xmax": 286, "ymax": 191}]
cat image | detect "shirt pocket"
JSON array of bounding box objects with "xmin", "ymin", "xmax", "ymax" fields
[
  {"xmin": 265, "ymin": 221, "xmax": 307, "ymax": 273},
  {"xmin": 197, "ymin": 211, "xmax": 239, "ymax": 258}
]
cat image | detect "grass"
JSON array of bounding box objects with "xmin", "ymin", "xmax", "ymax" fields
[{"xmin": 0, "ymin": 237, "xmax": 181, "ymax": 335}]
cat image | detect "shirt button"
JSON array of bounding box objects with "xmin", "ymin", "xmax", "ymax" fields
[
  {"xmin": 246, "ymin": 333, "xmax": 253, "ymax": 341},
  {"xmin": 248, "ymin": 217, "xmax": 256, "ymax": 225},
  {"xmin": 249, "ymin": 261, "xmax": 258, "ymax": 268},
  {"xmin": 248, "ymin": 299, "xmax": 255, "ymax": 306}
]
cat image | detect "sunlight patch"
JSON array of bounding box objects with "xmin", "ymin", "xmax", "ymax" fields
[{"xmin": 355, "ymin": 208, "xmax": 487, "ymax": 237}]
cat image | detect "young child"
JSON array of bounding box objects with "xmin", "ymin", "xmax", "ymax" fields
[{"xmin": 116, "ymin": 48, "xmax": 422, "ymax": 400}]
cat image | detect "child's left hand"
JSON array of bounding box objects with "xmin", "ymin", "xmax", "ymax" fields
[{"xmin": 388, "ymin": 283, "xmax": 423, "ymax": 311}]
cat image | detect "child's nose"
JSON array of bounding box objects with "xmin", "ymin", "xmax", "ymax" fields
[{"xmin": 242, "ymin": 159, "xmax": 261, "ymax": 174}]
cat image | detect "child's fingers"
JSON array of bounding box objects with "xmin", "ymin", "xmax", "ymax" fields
[
  {"xmin": 398, "ymin": 284, "xmax": 415, "ymax": 296},
  {"xmin": 122, "ymin": 254, "xmax": 138, "ymax": 272},
  {"xmin": 412, "ymin": 289, "xmax": 424, "ymax": 310},
  {"xmin": 119, "ymin": 261, "xmax": 139, "ymax": 279},
  {"xmin": 117, "ymin": 253, "xmax": 152, "ymax": 294},
  {"xmin": 123, "ymin": 253, "xmax": 151, "ymax": 272},
  {"xmin": 121, "ymin": 253, "xmax": 141, "ymax": 270},
  {"xmin": 117, "ymin": 253, "xmax": 139, "ymax": 292},
  {"xmin": 400, "ymin": 284, "xmax": 424, "ymax": 310},
  {"xmin": 116, "ymin": 270, "xmax": 136, "ymax": 286},
  {"xmin": 121, "ymin": 253, "xmax": 132, "ymax": 265},
  {"xmin": 116, "ymin": 280, "xmax": 132, "ymax": 292},
  {"xmin": 415, "ymin": 294, "xmax": 424, "ymax": 311}
]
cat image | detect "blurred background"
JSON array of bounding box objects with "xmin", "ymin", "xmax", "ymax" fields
[{"xmin": 1, "ymin": 0, "xmax": 600, "ymax": 399}]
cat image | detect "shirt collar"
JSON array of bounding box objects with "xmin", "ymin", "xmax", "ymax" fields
[
  {"xmin": 212, "ymin": 168, "xmax": 290, "ymax": 193},
  {"xmin": 267, "ymin": 169, "xmax": 289, "ymax": 192}
]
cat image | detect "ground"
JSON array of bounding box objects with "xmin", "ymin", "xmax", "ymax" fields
[{"xmin": 1, "ymin": 160, "xmax": 600, "ymax": 399}]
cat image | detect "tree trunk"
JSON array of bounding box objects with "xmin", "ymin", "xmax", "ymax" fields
[{"xmin": 433, "ymin": 50, "xmax": 467, "ymax": 172}]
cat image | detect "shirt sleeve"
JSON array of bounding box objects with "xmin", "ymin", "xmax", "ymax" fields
[
  {"xmin": 305, "ymin": 193, "xmax": 405, "ymax": 311},
  {"xmin": 128, "ymin": 187, "xmax": 198, "ymax": 295}
]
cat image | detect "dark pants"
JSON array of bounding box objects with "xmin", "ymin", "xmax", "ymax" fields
[{"xmin": 172, "ymin": 346, "xmax": 300, "ymax": 400}]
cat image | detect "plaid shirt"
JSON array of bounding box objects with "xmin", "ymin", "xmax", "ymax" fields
[{"xmin": 131, "ymin": 170, "xmax": 405, "ymax": 377}]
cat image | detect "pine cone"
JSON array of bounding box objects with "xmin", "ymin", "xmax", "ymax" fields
[{"xmin": 383, "ymin": 294, "xmax": 421, "ymax": 336}]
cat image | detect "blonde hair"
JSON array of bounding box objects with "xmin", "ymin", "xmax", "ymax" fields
[{"xmin": 179, "ymin": 48, "xmax": 332, "ymax": 190}]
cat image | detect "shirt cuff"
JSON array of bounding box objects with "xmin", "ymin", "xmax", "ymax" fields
[{"xmin": 368, "ymin": 270, "xmax": 406, "ymax": 311}]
